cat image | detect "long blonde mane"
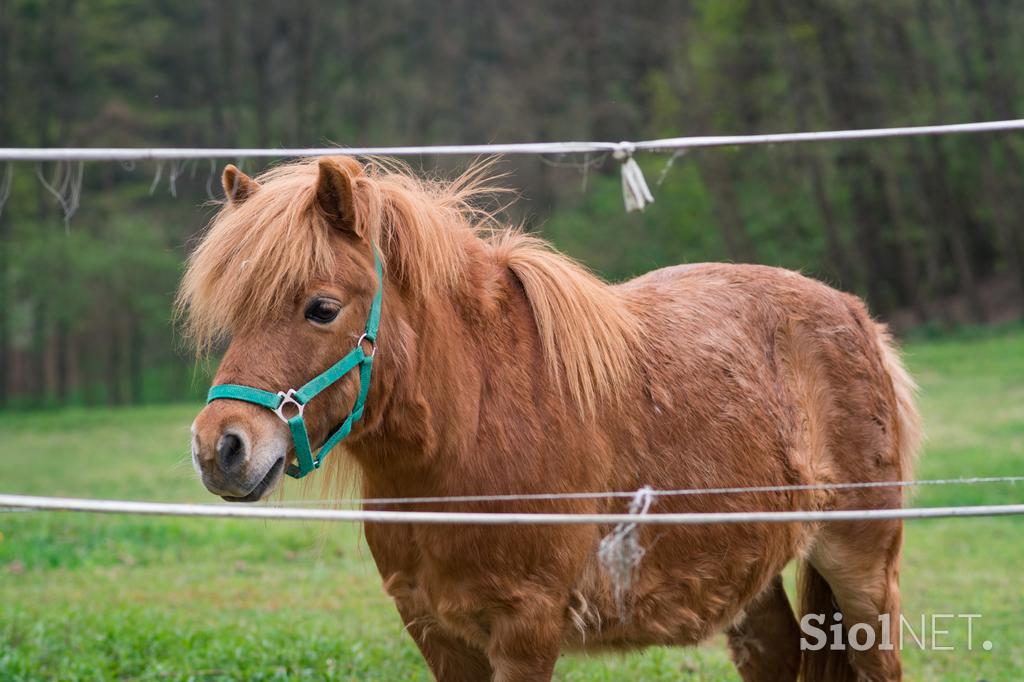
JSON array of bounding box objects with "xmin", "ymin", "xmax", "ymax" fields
[{"xmin": 177, "ymin": 156, "xmax": 639, "ymax": 412}]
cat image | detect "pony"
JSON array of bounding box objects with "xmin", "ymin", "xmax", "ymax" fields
[{"xmin": 179, "ymin": 156, "xmax": 922, "ymax": 682}]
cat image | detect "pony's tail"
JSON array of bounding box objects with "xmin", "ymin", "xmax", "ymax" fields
[
  {"xmin": 874, "ymin": 323, "xmax": 924, "ymax": 482},
  {"xmin": 797, "ymin": 562, "xmax": 858, "ymax": 682}
]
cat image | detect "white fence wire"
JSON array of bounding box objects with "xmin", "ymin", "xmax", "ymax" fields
[
  {"xmin": 2, "ymin": 118, "xmax": 1024, "ymax": 161},
  {"xmin": 3, "ymin": 118, "xmax": 1024, "ymax": 212},
  {"xmin": 2, "ymin": 492, "xmax": 1023, "ymax": 526}
]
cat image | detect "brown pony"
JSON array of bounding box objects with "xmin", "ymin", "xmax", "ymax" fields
[{"xmin": 180, "ymin": 156, "xmax": 922, "ymax": 682}]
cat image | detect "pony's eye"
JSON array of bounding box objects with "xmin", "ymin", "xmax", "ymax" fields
[{"xmin": 304, "ymin": 299, "xmax": 342, "ymax": 325}]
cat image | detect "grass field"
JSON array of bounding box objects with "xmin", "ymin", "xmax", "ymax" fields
[{"xmin": 2, "ymin": 326, "xmax": 1023, "ymax": 681}]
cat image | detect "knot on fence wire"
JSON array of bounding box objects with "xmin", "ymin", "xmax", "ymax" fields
[
  {"xmin": 613, "ymin": 142, "xmax": 654, "ymax": 212},
  {"xmin": 598, "ymin": 485, "xmax": 655, "ymax": 620},
  {"xmin": 611, "ymin": 141, "xmax": 636, "ymax": 160}
]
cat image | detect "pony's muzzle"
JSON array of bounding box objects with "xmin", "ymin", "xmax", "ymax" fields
[{"xmin": 191, "ymin": 401, "xmax": 289, "ymax": 502}]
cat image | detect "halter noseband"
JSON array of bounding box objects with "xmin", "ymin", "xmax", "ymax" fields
[{"xmin": 206, "ymin": 247, "xmax": 383, "ymax": 479}]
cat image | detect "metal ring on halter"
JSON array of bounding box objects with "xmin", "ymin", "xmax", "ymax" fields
[
  {"xmin": 273, "ymin": 389, "xmax": 305, "ymax": 422},
  {"xmin": 357, "ymin": 333, "xmax": 377, "ymax": 358}
]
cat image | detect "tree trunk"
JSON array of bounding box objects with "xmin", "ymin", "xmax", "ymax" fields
[
  {"xmin": 879, "ymin": 161, "xmax": 931, "ymax": 322},
  {"xmin": 55, "ymin": 318, "xmax": 70, "ymax": 404},
  {"xmin": 925, "ymin": 138, "xmax": 987, "ymax": 323},
  {"xmin": 107, "ymin": 317, "xmax": 123, "ymax": 405},
  {"xmin": 697, "ymin": 154, "xmax": 757, "ymax": 263},
  {"xmin": 215, "ymin": 0, "xmax": 240, "ymax": 144},
  {"xmin": 31, "ymin": 304, "xmax": 47, "ymax": 406},
  {"xmin": 842, "ymin": 152, "xmax": 893, "ymax": 312},
  {"xmin": 808, "ymin": 148, "xmax": 857, "ymax": 289},
  {"xmin": 289, "ymin": 0, "xmax": 322, "ymax": 143},
  {"xmin": 79, "ymin": 336, "xmax": 98, "ymax": 406},
  {"xmin": 128, "ymin": 317, "xmax": 144, "ymax": 404},
  {"xmin": 248, "ymin": 10, "xmax": 275, "ymax": 147}
]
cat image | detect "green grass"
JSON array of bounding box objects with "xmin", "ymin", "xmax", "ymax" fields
[{"xmin": 2, "ymin": 326, "xmax": 1023, "ymax": 680}]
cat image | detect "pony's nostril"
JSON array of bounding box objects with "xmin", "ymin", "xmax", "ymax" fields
[{"xmin": 217, "ymin": 433, "xmax": 246, "ymax": 470}]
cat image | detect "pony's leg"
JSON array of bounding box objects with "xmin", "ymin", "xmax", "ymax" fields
[
  {"xmin": 397, "ymin": 606, "xmax": 494, "ymax": 681},
  {"xmin": 726, "ymin": 575, "xmax": 801, "ymax": 682},
  {"xmin": 485, "ymin": 597, "xmax": 565, "ymax": 682},
  {"xmin": 810, "ymin": 520, "xmax": 903, "ymax": 682}
]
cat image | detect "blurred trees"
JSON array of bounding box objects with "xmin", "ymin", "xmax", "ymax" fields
[{"xmin": 0, "ymin": 0, "xmax": 1022, "ymax": 406}]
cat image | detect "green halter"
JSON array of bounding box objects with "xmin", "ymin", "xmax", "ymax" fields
[{"xmin": 206, "ymin": 248, "xmax": 383, "ymax": 479}]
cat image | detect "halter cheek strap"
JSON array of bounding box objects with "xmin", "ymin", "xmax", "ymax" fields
[{"xmin": 206, "ymin": 247, "xmax": 383, "ymax": 479}]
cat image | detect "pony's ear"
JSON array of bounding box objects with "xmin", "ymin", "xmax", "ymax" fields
[
  {"xmin": 314, "ymin": 158, "xmax": 358, "ymax": 233},
  {"xmin": 222, "ymin": 165, "xmax": 259, "ymax": 206}
]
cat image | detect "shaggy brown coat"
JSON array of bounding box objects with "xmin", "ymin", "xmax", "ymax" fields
[{"xmin": 182, "ymin": 157, "xmax": 922, "ymax": 682}]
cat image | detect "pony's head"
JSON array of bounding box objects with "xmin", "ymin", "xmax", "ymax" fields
[
  {"xmin": 178, "ymin": 155, "xmax": 491, "ymax": 501},
  {"xmin": 179, "ymin": 157, "xmax": 388, "ymax": 500}
]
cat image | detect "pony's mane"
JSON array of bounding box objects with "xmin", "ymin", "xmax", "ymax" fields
[
  {"xmin": 489, "ymin": 231, "xmax": 640, "ymax": 412},
  {"xmin": 177, "ymin": 156, "xmax": 639, "ymax": 412}
]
